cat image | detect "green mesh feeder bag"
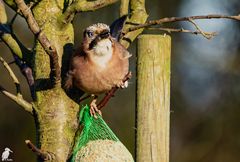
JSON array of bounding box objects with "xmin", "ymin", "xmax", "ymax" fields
[{"xmin": 71, "ymin": 105, "xmax": 134, "ymax": 162}]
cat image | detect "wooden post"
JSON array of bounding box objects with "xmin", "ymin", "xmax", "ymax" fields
[{"xmin": 136, "ymin": 35, "xmax": 171, "ymax": 162}]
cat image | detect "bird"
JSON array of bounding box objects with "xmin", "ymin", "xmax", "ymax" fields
[
  {"xmin": 65, "ymin": 16, "xmax": 131, "ymax": 117},
  {"xmin": 1, "ymin": 148, "xmax": 13, "ymax": 161}
]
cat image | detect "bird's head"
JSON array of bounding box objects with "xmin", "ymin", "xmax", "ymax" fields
[
  {"xmin": 4, "ymin": 148, "xmax": 13, "ymax": 153},
  {"xmin": 83, "ymin": 23, "xmax": 110, "ymax": 50},
  {"xmin": 82, "ymin": 23, "xmax": 112, "ymax": 55}
]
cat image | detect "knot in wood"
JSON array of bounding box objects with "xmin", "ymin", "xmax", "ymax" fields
[{"xmin": 147, "ymin": 48, "xmax": 152, "ymax": 54}]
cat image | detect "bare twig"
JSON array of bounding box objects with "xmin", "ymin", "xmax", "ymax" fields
[
  {"xmin": 62, "ymin": 0, "xmax": 118, "ymax": 24},
  {"xmin": 187, "ymin": 18, "xmax": 214, "ymax": 39},
  {"xmin": 15, "ymin": 0, "xmax": 61, "ymax": 85},
  {"xmin": 0, "ymin": 85, "xmax": 33, "ymax": 113},
  {"xmin": 25, "ymin": 140, "xmax": 53, "ymax": 161},
  {"xmin": 0, "ymin": 5, "xmax": 32, "ymax": 63},
  {"xmin": 148, "ymin": 27, "xmax": 216, "ymax": 35},
  {"xmin": 0, "ymin": 56, "xmax": 21, "ymax": 94},
  {"xmin": 126, "ymin": 14, "xmax": 240, "ymax": 33},
  {"xmin": 3, "ymin": 0, "xmax": 37, "ymax": 14},
  {"xmin": 0, "ymin": 0, "xmax": 35, "ymax": 99},
  {"xmin": 0, "ymin": 56, "xmax": 33, "ymax": 113},
  {"xmin": 0, "ymin": 32, "xmax": 35, "ymax": 99},
  {"xmin": 148, "ymin": 27, "xmax": 217, "ymax": 38},
  {"xmin": 97, "ymin": 72, "xmax": 132, "ymax": 110}
]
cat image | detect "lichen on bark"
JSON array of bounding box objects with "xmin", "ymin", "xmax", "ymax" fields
[
  {"xmin": 32, "ymin": 0, "xmax": 79, "ymax": 161},
  {"xmin": 1, "ymin": 0, "xmax": 144, "ymax": 161}
]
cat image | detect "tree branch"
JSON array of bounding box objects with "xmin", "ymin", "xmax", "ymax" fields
[
  {"xmin": 187, "ymin": 18, "xmax": 215, "ymax": 39},
  {"xmin": 126, "ymin": 14, "xmax": 240, "ymax": 33},
  {"xmin": 0, "ymin": 56, "xmax": 21, "ymax": 93},
  {"xmin": 3, "ymin": 0, "xmax": 38, "ymax": 13},
  {"xmin": 0, "ymin": 85, "xmax": 33, "ymax": 113},
  {"xmin": 25, "ymin": 140, "xmax": 54, "ymax": 161},
  {"xmin": 0, "ymin": 32, "xmax": 32, "ymax": 63},
  {"xmin": 0, "ymin": 33, "xmax": 35, "ymax": 98},
  {"xmin": 0, "ymin": 56, "xmax": 33, "ymax": 114},
  {"xmin": 0, "ymin": 0, "xmax": 35, "ymax": 99},
  {"xmin": 120, "ymin": 0, "xmax": 129, "ymax": 16},
  {"xmin": 61, "ymin": 0, "xmax": 118, "ymax": 24},
  {"xmin": 148, "ymin": 27, "xmax": 217, "ymax": 38},
  {"xmin": 120, "ymin": 0, "xmax": 148, "ymax": 48},
  {"xmin": 14, "ymin": 0, "xmax": 61, "ymax": 86},
  {"xmin": 97, "ymin": 72, "xmax": 132, "ymax": 109},
  {"xmin": 0, "ymin": 0, "xmax": 32, "ymax": 62}
]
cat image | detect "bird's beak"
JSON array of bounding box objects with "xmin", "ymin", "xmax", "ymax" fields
[
  {"xmin": 88, "ymin": 30, "xmax": 110, "ymax": 50},
  {"xmin": 9, "ymin": 150, "xmax": 13, "ymax": 153},
  {"xmin": 99, "ymin": 30, "xmax": 110, "ymax": 39}
]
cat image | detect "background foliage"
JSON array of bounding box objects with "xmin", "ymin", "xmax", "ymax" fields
[{"xmin": 0, "ymin": 0, "xmax": 239, "ymax": 161}]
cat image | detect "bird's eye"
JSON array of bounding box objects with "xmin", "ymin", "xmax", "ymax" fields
[{"xmin": 87, "ymin": 31, "xmax": 94, "ymax": 38}]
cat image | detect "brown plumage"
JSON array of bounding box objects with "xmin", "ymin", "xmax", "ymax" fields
[{"xmin": 65, "ymin": 23, "xmax": 131, "ymax": 115}]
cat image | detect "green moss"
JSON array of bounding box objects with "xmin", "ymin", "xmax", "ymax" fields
[
  {"xmin": 31, "ymin": 0, "xmax": 79, "ymax": 161},
  {"xmin": 120, "ymin": 0, "xmax": 148, "ymax": 48}
]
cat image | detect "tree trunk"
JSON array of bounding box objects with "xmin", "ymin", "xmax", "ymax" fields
[
  {"xmin": 32, "ymin": 1, "xmax": 79, "ymax": 161},
  {"xmin": 136, "ymin": 35, "xmax": 171, "ymax": 162}
]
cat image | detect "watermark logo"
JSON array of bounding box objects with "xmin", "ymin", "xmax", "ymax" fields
[{"xmin": 1, "ymin": 148, "xmax": 13, "ymax": 161}]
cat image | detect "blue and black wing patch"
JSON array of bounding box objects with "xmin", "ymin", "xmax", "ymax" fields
[{"xmin": 110, "ymin": 15, "xmax": 128, "ymax": 41}]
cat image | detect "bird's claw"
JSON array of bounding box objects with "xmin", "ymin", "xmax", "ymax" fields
[
  {"xmin": 90, "ymin": 99, "xmax": 102, "ymax": 118},
  {"xmin": 117, "ymin": 80, "xmax": 128, "ymax": 89}
]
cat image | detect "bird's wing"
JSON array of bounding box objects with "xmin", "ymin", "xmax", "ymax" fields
[
  {"xmin": 2, "ymin": 152, "xmax": 7, "ymax": 159},
  {"xmin": 115, "ymin": 41, "xmax": 132, "ymax": 59},
  {"xmin": 110, "ymin": 15, "xmax": 128, "ymax": 41},
  {"xmin": 121, "ymin": 49, "xmax": 132, "ymax": 60}
]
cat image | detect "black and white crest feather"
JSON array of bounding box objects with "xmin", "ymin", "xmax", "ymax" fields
[{"xmin": 110, "ymin": 15, "xmax": 128, "ymax": 41}]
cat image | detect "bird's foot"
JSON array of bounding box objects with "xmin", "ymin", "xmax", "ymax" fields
[
  {"xmin": 90, "ymin": 98, "xmax": 102, "ymax": 118},
  {"xmin": 116, "ymin": 80, "xmax": 128, "ymax": 89}
]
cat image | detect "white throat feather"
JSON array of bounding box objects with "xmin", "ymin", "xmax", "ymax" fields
[{"xmin": 91, "ymin": 39, "xmax": 113, "ymax": 68}]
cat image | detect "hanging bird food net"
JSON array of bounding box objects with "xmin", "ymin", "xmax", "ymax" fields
[{"xmin": 71, "ymin": 105, "xmax": 134, "ymax": 162}]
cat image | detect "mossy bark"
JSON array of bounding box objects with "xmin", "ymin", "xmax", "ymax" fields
[{"xmin": 32, "ymin": 0, "xmax": 79, "ymax": 161}]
